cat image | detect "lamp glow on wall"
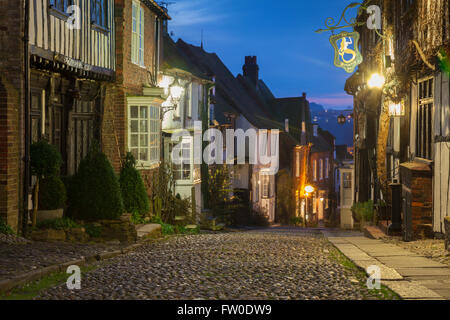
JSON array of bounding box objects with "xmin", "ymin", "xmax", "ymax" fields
[
  {"xmin": 169, "ymin": 78, "xmax": 185, "ymax": 104},
  {"xmin": 368, "ymin": 73, "xmax": 385, "ymax": 89},
  {"xmin": 388, "ymin": 100, "xmax": 405, "ymax": 117}
]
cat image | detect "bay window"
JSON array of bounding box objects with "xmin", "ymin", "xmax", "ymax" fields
[{"xmin": 128, "ymin": 103, "xmax": 160, "ymax": 166}]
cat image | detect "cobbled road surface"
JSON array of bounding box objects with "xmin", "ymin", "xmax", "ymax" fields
[{"xmin": 37, "ymin": 228, "xmax": 379, "ymax": 300}]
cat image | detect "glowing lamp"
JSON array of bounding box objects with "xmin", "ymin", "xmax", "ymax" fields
[
  {"xmin": 337, "ymin": 114, "xmax": 346, "ymax": 125},
  {"xmin": 305, "ymin": 185, "xmax": 315, "ymax": 194},
  {"xmin": 368, "ymin": 73, "xmax": 385, "ymax": 89},
  {"xmin": 388, "ymin": 101, "xmax": 405, "ymax": 117},
  {"xmin": 169, "ymin": 78, "xmax": 185, "ymax": 103}
]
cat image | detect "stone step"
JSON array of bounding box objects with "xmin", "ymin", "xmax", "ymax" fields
[
  {"xmin": 364, "ymin": 226, "xmax": 387, "ymax": 240},
  {"xmin": 135, "ymin": 224, "xmax": 162, "ymax": 240}
]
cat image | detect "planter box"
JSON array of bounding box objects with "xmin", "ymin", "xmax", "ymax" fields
[{"xmin": 36, "ymin": 209, "xmax": 64, "ymax": 224}]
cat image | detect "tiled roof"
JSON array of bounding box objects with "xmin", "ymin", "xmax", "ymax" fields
[
  {"xmin": 162, "ymin": 34, "xmax": 208, "ymax": 80},
  {"xmin": 176, "ymin": 39, "xmax": 276, "ymax": 129}
]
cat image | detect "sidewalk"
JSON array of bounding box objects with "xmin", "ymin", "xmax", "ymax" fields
[{"xmin": 322, "ymin": 230, "xmax": 450, "ymax": 300}]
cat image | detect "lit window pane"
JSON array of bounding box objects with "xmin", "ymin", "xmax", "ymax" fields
[
  {"xmin": 140, "ymin": 106, "xmax": 148, "ymax": 119},
  {"xmin": 131, "ymin": 134, "xmax": 139, "ymax": 147},
  {"xmin": 130, "ymin": 120, "xmax": 139, "ymax": 133},
  {"xmin": 140, "ymin": 149, "xmax": 148, "ymax": 162},
  {"xmin": 140, "ymin": 120, "xmax": 148, "ymax": 133},
  {"xmin": 130, "ymin": 106, "xmax": 139, "ymax": 118},
  {"xmin": 140, "ymin": 134, "xmax": 148, "ymax": 147}
]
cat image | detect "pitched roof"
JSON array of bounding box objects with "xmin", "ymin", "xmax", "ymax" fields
[
  {"xmin": 176, "ymin": 39, "xmax": 277, "ymax": 129},
  {"xmin": 143, "ymin": 0, "xmax": 171, "ymax": 20},
  {"xmin": 162, "ymin": 34, "xmax": 208, "ymax": 80},
  {"xmin": 336, "ymin": 145, "xmax": 353, "ymax": 162}
]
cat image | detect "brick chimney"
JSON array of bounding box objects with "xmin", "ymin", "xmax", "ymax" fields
[{"xmin": 243, "ymin": 56, "xmax": 259, "ymax": 86}]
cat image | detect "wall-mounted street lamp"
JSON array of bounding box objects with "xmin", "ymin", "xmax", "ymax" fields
[
  {"xmin": 305, "ymin": 185, "xmax": 315, "ymax": 194},
  {"xmin": 388, "ymin": 101, "xmax": 405, "ymax": 117},
  {"xmin": 169, "ymin": 78, "xmax": 185, "ymax": 104},
  {"xmin": 368, "ymin": 73, "xmax": 385, "ymax": 89},
  {"xmin": 337, "ymin": 114, "xmax": 347, "ymax": 125}
]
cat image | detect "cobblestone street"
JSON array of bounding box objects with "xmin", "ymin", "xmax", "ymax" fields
[{"xmin": 36, "ymin": 229, "xmax": 384, "ymax": 300}]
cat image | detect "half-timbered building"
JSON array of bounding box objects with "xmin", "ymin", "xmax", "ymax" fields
[
  {"xmin": 346, "ymin": 0, "xmax": 450, "ymax": 237},
  {"xmin": 29, "ymin": 0, "xmax": 116, "ymax": 175}
]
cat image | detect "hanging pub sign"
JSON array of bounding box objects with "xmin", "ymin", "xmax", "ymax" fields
[
  {"xmin": 329, "ymin": 31, "xmax": 362, "ymax": 73},
  {"xmin": 315, "ymin": 2, "xmax": 385, "ymax": 73}
]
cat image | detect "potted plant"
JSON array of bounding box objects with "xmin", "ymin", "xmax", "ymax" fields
[
  {"xmin": 36, "ymin": 176, "xmax": 67, "ymax": 223},
  {"xmin": 30, "ymin": 140, "xmax": 64, "ymax": 226}
]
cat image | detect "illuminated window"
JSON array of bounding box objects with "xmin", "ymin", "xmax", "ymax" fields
[
  {"xmin": 325, "ymin": 158, "xmax": 329, "ymax": 179},
  {"xmin": 343, "ymin": 172, "xmax": 352, "ymax": 189},
  {"xmin": 313, "ymin": 160, "xmax": 317, "ymax": 181},
  {"xmin": 319, "ymin": 159, "xmax": 324, "ymax": 180},
  {"xmin": 262, "ymin": 175, "xmax": 270, "ymax": 198},
  {"xmin": 296, "ymin": 151, "xmax": 300, "ymax": 177},
  {"xmin": 128, "ymin": 104, "xmax": 160, "ymax": 166},
  {"xmin": 171, "ymin": 138, "xmax": 192, "ymax": 181}
]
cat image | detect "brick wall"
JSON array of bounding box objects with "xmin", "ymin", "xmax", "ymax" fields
[
  {"xmin": 0, "ymin": 0, "xmax": 25, "ymax": 231},
  {"xmin": 401, "ymin": 162, "xmax": 433, "ymax": 239},
  {"xmin": 103, "ymin": 0, "xmax": 162, "ymax": 189}
]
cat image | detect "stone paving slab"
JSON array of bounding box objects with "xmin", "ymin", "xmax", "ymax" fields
[
  {"xmin": 377, "ymin": 256, "xmax": 447, "ymax": 269},
  {"xmin": 368, "ymin": 250, "xmax": 418, "ymax": 257},
  {"xmin": 322, "ymin": 229, "xmax": 448, "ymax": 299},
  {"xmin": 334, "ymin": 245, "xmax": 374, "ymax": 261},
  {"xmin": 353, "ymin": 260, "xmax": 404, "ymax": 281},
  {"xmin": 383, "ymin": 280, "xmax": 443, "ymax": 299},
  {"xmin": 396, "ymin": 267, "xmax": 450, "ymax": 277}
]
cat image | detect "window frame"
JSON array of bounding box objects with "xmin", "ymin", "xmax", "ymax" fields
[
  {"xmin": 325, "ymin": 157, "xmax": 329, "ymax": 179},
  {"xmin": 131, "ymin": 1, "xmax": 145, "ymax": 67},
  {"xmin": 91, "ymin": 0, "xmax": 109, "ymax": 29},
  {"xmin": 127, "ymin": 98, "xmax": 160, "ymax": 168},
  {"xmin": 313, "ymin": 159, "xmax": 317, "ymax": 181},
  {"xmin": 262, "ymin": 174, "xmax": 270, "ymax": 199},
  {"xmin": 416, "ymin": 77, "xmax": 434, "ymax": 160},
  {"xmin": 343, "ymin": 172, "xmax": 352, "ymax": 189},
  {"xmin": 171, "ymin": 136, "xmax": 193, "ymax": 183},
  {"xmin": 49, "ymin": 0, "xmax": 72, "ymax": 12},
  {"xmin": 319, "ymin": 159, "xmax": 324, "ymax": 180}
]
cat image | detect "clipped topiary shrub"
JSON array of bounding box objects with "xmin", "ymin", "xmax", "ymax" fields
[
  {"xmin": 30, "ymin": 140, "xmax": 62, "ymax": 177},
  {"xmin": 67, "ymin": 143, "xmax": 124, "ymax": 221},
  {"xmin": 39, "ymin": 176, "xmax": 67, "ymax": 210},
  {"xmin": 119, "ymin": 153, "xmax": 150, "ymax": 215}
]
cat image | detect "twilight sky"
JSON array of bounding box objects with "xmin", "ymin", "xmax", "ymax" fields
[{"xmin": 166, "ymin": 0, "xmax": 358, "ymax": 110}]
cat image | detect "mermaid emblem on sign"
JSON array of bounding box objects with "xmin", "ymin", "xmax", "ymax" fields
[{"xmin": 330, "ymin": 31, "xmax": 363, "ymax": 73}]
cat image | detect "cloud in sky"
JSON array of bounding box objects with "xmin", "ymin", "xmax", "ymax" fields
[
  {"xmin": 169, "ymin": 0, "xmax": 228, "ymax": 27},
  {"xmin": 308, "ymin": 93, "xmax": 353, "ymax": 109}
]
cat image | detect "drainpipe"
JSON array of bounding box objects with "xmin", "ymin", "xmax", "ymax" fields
[{"xmin": 22, "ymin": 0, "xmax": 31, "ymax": 235}]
